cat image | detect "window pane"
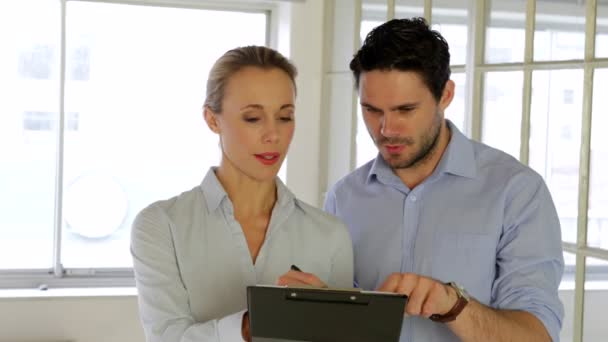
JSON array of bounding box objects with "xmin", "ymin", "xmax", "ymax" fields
[
  {"xmin": 588, "ymin": 69, "xmax": 608, "ymax": 249},
  {"xmin": 583, "ymin": 257, "xmax": 608, "ymax": 342},
  {"xmin": 597, "ymin": 3, "xmax": 608, "ymax": 58},
  {"xmin": 0, "ymin": 0, "xmax": 59, "ymax": 269},
  {"xmin": 485, "ymin": 0, "xmax": 526, "ymax": 64},
  {"xmin": 529, "ymin": 69, "xmax": 583, "ymax": 245},
  {"xmin": 534, "ymin": 1, "xmax": 585, "ymax": 62},
  {"xmin": 358, "ymin": 6, "xmax": 385, "ymax": 168},
  {"xmin": 446, "ymin": 72, "xmax": 466, "ymax": 133},
  {"xmin": 60, "ymin": 2, "xmax": 266, "ymax": 268},
  {"xmin": 361, "ymin": 20, "xmax": 384, "ymax": 43},
  {"xmin": 432, "ymin": 0, "xmax": 469, "ymax": 65},
  {"xmin": 362, "ymin": 0, "xmax": 387, "ymax": 38},
  {"xmin": 559, "ymin": 252, "xmax": 576, "ymax": 342},
  {"xmin": 481, "ymin": 71, "xmax": 522, "ymax": 160},
  {"xmin": 356, "ymin": 106, "xmax": 377, "ymax": 168},
  {"xmin": 396, "ymin": 0, "xmax": 424, "ymax": 19}
]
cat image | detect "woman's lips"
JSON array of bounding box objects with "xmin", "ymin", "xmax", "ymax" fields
[{"xmin": 254, "ymin": 153, "xmax": 280, "ymax": 165}]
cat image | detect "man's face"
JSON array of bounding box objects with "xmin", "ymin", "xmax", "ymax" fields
[{"xmin": 358, "ymin": 70, "xmax": 450, "ymax": 170}]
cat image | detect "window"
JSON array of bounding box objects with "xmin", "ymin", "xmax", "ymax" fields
[
  {"xmin": 0, "ymin": 0, "xmax": 269, "ymax": 287},
  {"xmin": 349, "ymin": 1, "xmax": 608, "ymax": 341}
]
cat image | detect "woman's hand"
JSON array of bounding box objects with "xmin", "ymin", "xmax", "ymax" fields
[
  {"xmin": 241, "ymin": 311, "xmax": 251, "ymax": 342},
  {"xmin": 276, "ymin": 269, "xmax": 327, "ymax": 288}
]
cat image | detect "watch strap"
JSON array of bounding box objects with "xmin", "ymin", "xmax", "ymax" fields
[{"xmin": 429, "ymin": 282, "xmax": 469, "ymax": 323}]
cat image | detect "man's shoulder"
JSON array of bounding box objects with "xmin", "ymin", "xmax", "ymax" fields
[
  {"xmin": 329, "ymin": 159, "xmax": 375, "ymax": 194},
  {"xmin": 295, "ymin": 198, "xmax": 347, "ymax": 228},
  {"xmin": 471, "ymin": 140, "xmax": 544, "ymax": 185}
]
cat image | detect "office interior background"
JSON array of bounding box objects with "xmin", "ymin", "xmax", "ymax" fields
[{"xmin": 0, "ymin": 0, "xmax": 606, "ymax": 341}]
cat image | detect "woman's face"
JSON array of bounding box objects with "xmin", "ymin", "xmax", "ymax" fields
[{"xmin": 206, "ymin": 66, "xmax": 296, "ymax": 182}]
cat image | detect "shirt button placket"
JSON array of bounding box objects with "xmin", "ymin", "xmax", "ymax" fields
[{"xmin": 405, "ymin": 191, "xmax": 420, "ymax": 342}]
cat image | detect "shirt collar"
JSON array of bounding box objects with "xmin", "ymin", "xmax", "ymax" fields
[
  {"xmin": 367, "ymin": 120, "xmax": 477, "ymax": 185},
  {"xmin": 367, "ymin": 153, "xmax": 405, "ymax": 189},
  {"xmin": 200, "ymin": 167, "xmax": 296, "ymax": 212},
  {"xmin": 438, "ymin": 120, "xmax": 477, "ymax": 179}
]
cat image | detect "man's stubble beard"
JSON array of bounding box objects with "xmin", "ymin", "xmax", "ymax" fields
[{"xmin": 376, "ymin": 110, "xmax": 444, "ymax": 170}]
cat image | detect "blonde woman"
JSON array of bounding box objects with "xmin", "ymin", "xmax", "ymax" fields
[{"xmin": 131, "ymin": 46, "xmax": 353, "ymax": 341}]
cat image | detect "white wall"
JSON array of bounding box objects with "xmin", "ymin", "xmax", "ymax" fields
[
  {"xmin": 0, "ymin": 295, "xmax": 143, "ymax": 342},
  {"xmin": 284, "ymin": 0, "xmax": 326, "ymax": 206}
]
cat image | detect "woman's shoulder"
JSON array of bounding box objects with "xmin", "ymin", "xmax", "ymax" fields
[{"xmin": 135, "ymin": 184, "xmax": 205, "ymax": 222}]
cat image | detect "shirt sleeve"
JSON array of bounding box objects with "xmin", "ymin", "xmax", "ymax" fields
[
  {"xmin": 131, "ymin": 204, "xmax": 245, "ymax": 342},
  {"xmin": 491, "ymin": 174, "xmax": 565, "ymax": 342},
  {"xmin": 327, "ymin": 221, "xmax": 354, "ymax": 289},
  {"xmin": 323, "ymin": 188, "xmax": 355, "ymax": 289},
  {"xmin": 323, "ymin": 188, "xmax": 337, "ymax": 215}
]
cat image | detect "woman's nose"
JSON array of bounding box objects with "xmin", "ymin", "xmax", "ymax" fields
[{"xmin": 263, "ymin": 122, "xmax": 280, "ymax": 143}]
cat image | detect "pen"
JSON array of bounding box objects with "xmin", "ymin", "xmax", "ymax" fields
[{"xmin": 290, "ymin": 264, "xmax": 302, "ymax": 272}]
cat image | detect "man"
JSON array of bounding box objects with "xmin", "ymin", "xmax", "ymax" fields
[{"xmin": 324, "ymin": 18, "xmax": 564, "ymax": 341}]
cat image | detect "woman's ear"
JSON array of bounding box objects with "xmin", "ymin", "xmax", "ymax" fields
[{"xmin": 204, "ymin": 106, "xmax": 221, "ymax": 134}]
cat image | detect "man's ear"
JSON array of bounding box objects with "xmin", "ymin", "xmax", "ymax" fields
[
  {"xmin": 439, "ymin": 79, "xmax": 455, "ymax": 112},
  {"xmin": 204, "ymin": 106, "xmax": 221, "ymax": 134}
]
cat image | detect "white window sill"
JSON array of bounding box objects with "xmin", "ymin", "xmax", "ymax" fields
[{"xmin": 0, "ymin": 286, "xmax": 137, "ymax": 299}]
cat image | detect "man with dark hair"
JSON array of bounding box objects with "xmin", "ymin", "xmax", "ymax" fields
[{"xmin": 324, "ymin": 18, "xmax": 564, "ymax": 341}]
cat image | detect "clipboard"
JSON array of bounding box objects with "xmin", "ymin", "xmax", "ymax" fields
[{"xmin": 247, "ymin": 285, "xmax": 407, "ymax": 342}]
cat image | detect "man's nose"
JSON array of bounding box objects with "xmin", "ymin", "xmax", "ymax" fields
[{"xmin": 381, "ymin": 112, "xmax": 401, "ymax": 138}]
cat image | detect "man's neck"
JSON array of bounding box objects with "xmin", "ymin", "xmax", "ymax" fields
[{"xmin": 394, "ymin": 123, "xmax": 452, "ymax": 190}]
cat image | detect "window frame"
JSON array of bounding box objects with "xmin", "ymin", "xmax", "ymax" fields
[{"xmin": 0, "ymin": 0, "xmax": 280, "ymax": 290}]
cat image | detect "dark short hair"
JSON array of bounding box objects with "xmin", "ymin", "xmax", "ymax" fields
[
  {"xmin": 204, "ymin": 46, "xmax": 297, "ymax": 113},
  {"xmin": 350, "ymin": 17, "xmax": 451, "ymax": 101}
]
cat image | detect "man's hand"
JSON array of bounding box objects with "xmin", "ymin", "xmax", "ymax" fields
[
  {"xmin": 378, "ymin": 273, "xmax": 458, "ymax": 318},
  {"xmin": 276, "ymin": 269, "xmax": 327, "ymax": 287}
]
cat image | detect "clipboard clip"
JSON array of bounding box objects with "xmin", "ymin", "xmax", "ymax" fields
[{"xmin": 285, "ymin": 289, "xmax": 370, "ymax": 305}]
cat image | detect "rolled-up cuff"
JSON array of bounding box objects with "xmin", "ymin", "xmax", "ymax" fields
[{"xmin": 217, "ymin": 309, "xmax": 247, "ymax": 341}]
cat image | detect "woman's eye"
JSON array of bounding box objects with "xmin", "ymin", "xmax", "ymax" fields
[
  {"xmin": 244, "ymin": 117, "xmax": 260, "ymax": 123},
  {"xmin": 279, "ymin": 116, "xmax": 293, "ymax": 122}
]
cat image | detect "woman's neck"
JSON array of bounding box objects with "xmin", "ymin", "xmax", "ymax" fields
[{"xmin": 215, "ymin": 160, "xmax": 277, "ymax": 219}]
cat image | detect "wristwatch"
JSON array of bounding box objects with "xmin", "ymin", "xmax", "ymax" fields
[{"xmin": 429, "ymin": 282, "xmax": 470, "ymax": 323}]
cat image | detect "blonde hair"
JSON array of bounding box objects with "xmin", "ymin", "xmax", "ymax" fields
[{"xmin": 204, "ymin": 46, "xmax": 297, "ymax": 113}]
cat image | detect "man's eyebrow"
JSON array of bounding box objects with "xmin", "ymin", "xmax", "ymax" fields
[
  {"xmin": 391, "ymin": 102, "xmax": 420, "ymax": 111},
  {"xmin": 360, "ymin": 102, "xmax": 381, "ymax": 111},
  {"xmin": 360, "ymin": 102, "xmax": 420, "ymax": 111}
]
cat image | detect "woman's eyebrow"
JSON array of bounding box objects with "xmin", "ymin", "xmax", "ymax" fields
[{"xmin": 240, "ymin": 104, "xmax": 264, "ymax": 111}]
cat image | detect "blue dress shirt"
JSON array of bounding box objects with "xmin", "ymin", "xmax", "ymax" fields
[{"xmin": 324, "ymin": 121, "xmax": 564, "ymax": 342}]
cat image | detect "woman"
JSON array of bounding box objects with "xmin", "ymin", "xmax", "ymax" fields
[{"xmin": 131, "ymin": 46, "xmax": 354, "ymax": 341}]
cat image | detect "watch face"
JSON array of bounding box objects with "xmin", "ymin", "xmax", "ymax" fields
[{"xmin": 450, "ymin": 282, "xmax": 470, "ymax": 301}]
